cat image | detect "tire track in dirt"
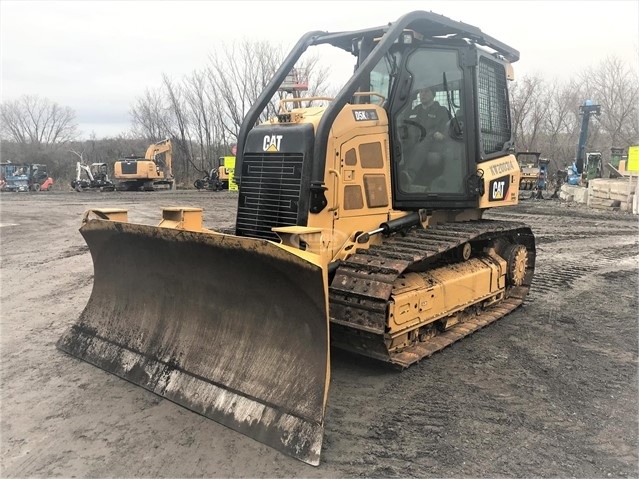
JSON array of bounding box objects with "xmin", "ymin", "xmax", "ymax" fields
[
  {"xmin": 320, "ymin": 204, "xmax": 638, "ymax": 477},
  {"xmin": 326, "ymin": 357, "xmax": 466, "ymax": 477},
  {"xmin": 2, "ymin": 192, "xmax": 637, "ymax": 477}
]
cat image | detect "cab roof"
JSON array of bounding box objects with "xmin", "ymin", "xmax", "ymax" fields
[{"xmin": 312, "ymin": 10, "xmax": 519, "ymax": 63}]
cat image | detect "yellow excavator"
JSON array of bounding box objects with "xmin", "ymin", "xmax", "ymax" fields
[
  {"xmin": 113, "ymin": 138, "xmax": 174, "ymax": 191},
  {"xmin": 57, "ymin": 11, "xmax": 535, "ymax": 466}
]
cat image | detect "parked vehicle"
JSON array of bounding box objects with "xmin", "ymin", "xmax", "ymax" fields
[
  {"xmin": 516, "ymin": 152, "xmax": 550, "ymax": 199},
  {"xmin": 565, "ymin": 101, "xmax": 602, "ymax": 187},
  {"xmin": 0, "ymin": 162, "xmax": 53, "ymax": 192},
  {"xmin": 71, "ymin": 162, "xmax": 116, "ymax": 191},
  {"xmin": 113, "ymin": 139, "xmax": 174, "ymax": 191},
  {"xmin": 194, "ymin": 156, "xmax": 236, "ymax": 191}
]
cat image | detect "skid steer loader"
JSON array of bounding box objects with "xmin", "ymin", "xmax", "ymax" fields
[{"xmin": 57, "ymin": 11, "xmax": 535, "ymax": 466}]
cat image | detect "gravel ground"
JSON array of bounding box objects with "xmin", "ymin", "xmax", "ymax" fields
[{"xmin": 1, "ymin": 190, "xmax": 637, "ymax": 478}]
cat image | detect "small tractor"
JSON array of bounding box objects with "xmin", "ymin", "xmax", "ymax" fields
[{"xmin": 71, "ymin": 162, "xmax": 116, "ymax": 192}]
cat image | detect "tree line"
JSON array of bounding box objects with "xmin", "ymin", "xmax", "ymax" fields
[
  {"xmin": 510, "ymin": 56, "xmax": 639, "ymax": 174},
  {"xmin": 1, "ymin": 40, "xmax": 637, "ymax": 188}
]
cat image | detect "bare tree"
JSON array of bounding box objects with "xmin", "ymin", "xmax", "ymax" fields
[
  {"xmin": 206, "ymin": 40, "xmax": 333, "ymax": 148},
  {"xmin": 510, "ymin": 57, "xmax": 638, "ymax": 175},
  {"xmin": 183, "ymin": 70, "xmax": 220, "ymax": 172},
  {"xmin": 206, "ymin": 40, "xmax": 285, "ymax": 141},
  {"xmin": 510, "ymin": 75, "xmax": 552, "ymax": 151},
  {"xmin": 0, "ymin": 95, "xmax": 78, "ymax": 146},
  {"xmin": 76, "ymin": 134, "xmax": 148, "ymax": 165},
  {"xmin": 128, "ymin": 38, "xmax": 333, "ymax": 184},
  {"xmin": 68, "ymin": 148, "xmax": 85, "ymax": 164},
  {"xmin": 579, "ymin": 56, "xmax": 639, "ymax": 147},
  {"xmin": 162, "ymin": 73, "xmax": 199, "ymax": 177},
  {"xmin": 130, "ymin": 88, "xmax": 172, "ymax": 141},
  {"xmin": 542, "ymin": 80, "xmax": 584, "ymax": 168}
]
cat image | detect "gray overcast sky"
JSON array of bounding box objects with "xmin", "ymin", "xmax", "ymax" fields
[{"xmin": 1, "ymin": 0, "xmax": 638, "ymax": 139}]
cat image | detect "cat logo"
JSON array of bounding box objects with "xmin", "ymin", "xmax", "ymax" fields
[
  {"xmin": 489, "ymin": 175, "xmax": 509, "ymax": 201},
  {"xmin": 263, "ymin": 134, "xmax": 283, "ymax": 152}
]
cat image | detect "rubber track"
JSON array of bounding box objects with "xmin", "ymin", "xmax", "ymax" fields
[{"xmin": 329, "ymin": 219, "xmax": 536, "ymax": 368}]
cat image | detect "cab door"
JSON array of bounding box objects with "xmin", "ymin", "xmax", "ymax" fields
[{"xmin": 390, "ymin": 46, "xmax": 477, "ymax": 210}]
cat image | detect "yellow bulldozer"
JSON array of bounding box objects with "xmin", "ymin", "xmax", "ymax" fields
[
  {"xmin": 113, "ymin": 138, "xmax": 174, "ymax": 191},
  {"xmin": 57, "ymin": 11, "xmax": 535, "ymax": 466}
]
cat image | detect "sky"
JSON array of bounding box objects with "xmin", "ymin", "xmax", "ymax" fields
[{"xmin": 1, "ymin": 0, "xmax": 638, "ymax": 140}]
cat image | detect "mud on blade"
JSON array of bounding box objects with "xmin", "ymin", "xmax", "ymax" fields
[{"xmin": 57, "ymin": 219, "xmax": 329, "ymax": 465}]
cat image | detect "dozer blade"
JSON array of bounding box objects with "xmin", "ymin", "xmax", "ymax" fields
[{"xmin": 57, "ymin": 219, "xmax": 329, "ymax": 466}]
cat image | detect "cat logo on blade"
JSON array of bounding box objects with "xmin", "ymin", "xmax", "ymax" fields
[
  {"xmin": 263, "ymin": 134, "xmax": 283, "ymax": 151},
  {"xmin": 353, "ymin": 109, "xmax": 379, "ymax": 121},
  {"xmin": 489, "ymin": 175, "xmax": 510, "ymax": 201}
]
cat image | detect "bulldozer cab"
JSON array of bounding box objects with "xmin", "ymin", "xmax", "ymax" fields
[
  {"xmin": 367, "ymin": 36, "xmax": 515, "ymax": 209},
  {"xmin": 235, "ymin": 12, "xmax": 519, "ymax": 220}
]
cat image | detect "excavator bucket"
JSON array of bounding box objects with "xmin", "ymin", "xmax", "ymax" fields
[{"xmin": 57, "ymin": 216, "xmax": 329, "ymax": 465}]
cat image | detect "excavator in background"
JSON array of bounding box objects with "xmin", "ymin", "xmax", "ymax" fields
[
  {"xmin": 71, "ymin": 162, "xmax": 116, "ymax": 191},
  {"xmin": 566, "ymin": 151, "xmax": 603, "ymax": 186},
  {"xmin": 584, "ymin": 151, "xmax": 603, "ymax": 182},
  {"xmin": 516, "ymin": 151, "xmax": 550, "ymax": 198},
  {"xmin": 113, "ymin": 138, "xmax": 174, "ymax": 191},
  {"xmin": 566, "ymin": 101, "xmax": 602, "ymax": 186},
  {"xmin": 57, "ymin": 11, "xmax": 535, "ymax": 466}
]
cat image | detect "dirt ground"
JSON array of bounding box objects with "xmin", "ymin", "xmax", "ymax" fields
[{"xmin": 1, "ymin": 189, "xmax": 637, "ymax": 478}]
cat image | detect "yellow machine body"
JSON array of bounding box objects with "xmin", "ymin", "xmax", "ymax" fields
[
  {"xmin": 58, "ymin": 11, "xmax": 535, "ymax": 466},
  {"xmin": 113, "ymin": 138, "xmax": 174, "ymax": 190}
]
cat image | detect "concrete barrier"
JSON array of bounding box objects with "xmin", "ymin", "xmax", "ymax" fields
[{"xmin": 559, "ymin": 177, "xmax": 638, "ymax": 214}]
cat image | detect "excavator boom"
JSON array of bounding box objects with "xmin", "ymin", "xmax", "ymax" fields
[{"xmin": 145, "ymin": 138, "xmax": 173, "ymax": 178}]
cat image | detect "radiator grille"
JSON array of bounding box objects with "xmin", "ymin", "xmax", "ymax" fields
[
  {"xmin": 121, "ymin": 162, "xmax": 138, "ymax": 174},
  {"xmin": 236, "ymin": 153, "xmax": 305, "ymax": 240}
]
